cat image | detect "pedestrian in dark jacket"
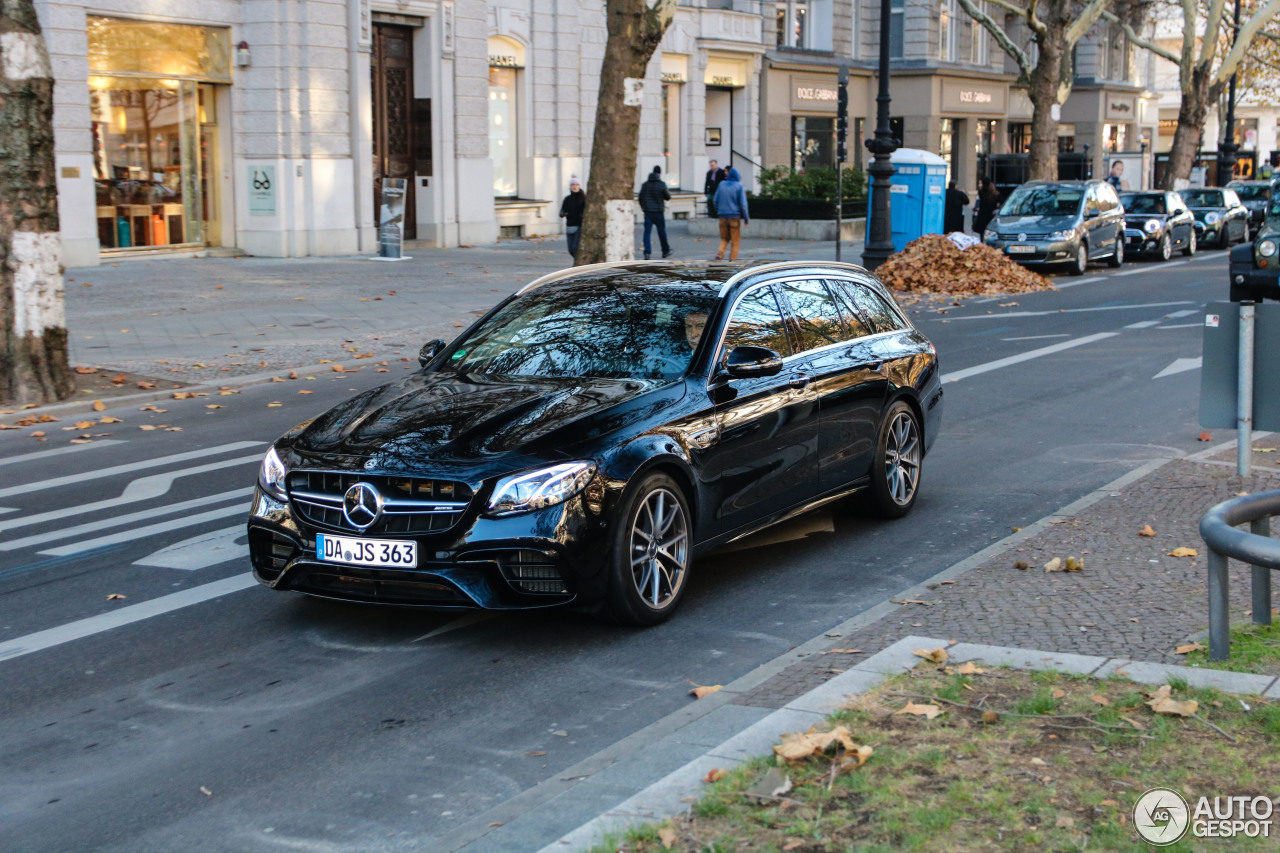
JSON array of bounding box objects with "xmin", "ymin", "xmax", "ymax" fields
[
  {"xmin": 944, "ymin": 181, "xmax": 970, "ymax": 234},
  {"xmin": 712, "ymin": 167, "xmax": 749, "ymax": 260},
  {"xmin": 973, "ymin": 178, "xmax": 1000, "ymax": 238},
  {"xmin": 638, "ymin": 166, "xmax": 672, "ymax": 259},
  {"xmin": 704, "ymin": 159, "xmax": 723, "ymax": 216},
  {"xmin": 559, "ymin": 176, "xmax": 585, "ymax": 258}
]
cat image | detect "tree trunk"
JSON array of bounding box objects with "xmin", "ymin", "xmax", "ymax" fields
[
  {"xmin": 575, "ymin": 0, "xmax": 675, "ymax": 265},
  {"xmin": 1161, "ymin": 66, "xmax": 1213, "ymax": 190},
  {"xmin": 1026, "ymin": 36, "xmax": 1064, "ymax": 182},
  {"xmin": 0, "ymin": 0, "xmax": 74, "ymax": 405}
]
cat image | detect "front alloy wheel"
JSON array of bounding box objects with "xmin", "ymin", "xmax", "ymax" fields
[
  {"xmin": 863, "ymin": 401, "xmax": 923, "ymax": 518},
  {"xmin": 1182, "ymin": 229, "xmax": 1196, "ymax": 256},
  {"xmin": 1069, "ymin": 242, "xmax": 1087, "ymax": 276},
  {"xmin": 1157, "ymin": 232, "xmax": 1171, "ymax": 262},
  {"xmin": 603, "ymin": 473, "xmax": 691, "ymax": 625}
]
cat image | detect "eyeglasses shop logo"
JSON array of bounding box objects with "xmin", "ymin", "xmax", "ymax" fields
[{"xmin": 1133, "ymin": 788, "xmax": 1276, "ymax": 845}]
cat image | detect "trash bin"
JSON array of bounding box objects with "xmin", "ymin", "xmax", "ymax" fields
[{"xmin": 869, "ymin": 149, "xmax": 949, "ymax": 252}]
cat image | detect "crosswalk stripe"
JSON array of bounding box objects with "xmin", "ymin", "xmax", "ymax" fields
[
  {"xmin": 133, "ymin": 525, "xmax": 248, "ymax": 571},
  {"xmin": 0, "ymin": 456, "xmax": 260, "ymax": 532},
  {"xmin": 0, "ymin": 441, "xmax": 262, "ymax": 500},
  {"xmin": 1, "ymin": 488, "xmax": 253, "ymax": 551},
  {"xmin": 0, "ymin": 440, "xmax": 126, "ymax": 468},
  {"xmin": 38, "ymin": 504, "xmax": 250, "ymax": 557}
]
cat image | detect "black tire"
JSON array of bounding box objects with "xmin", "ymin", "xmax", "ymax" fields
[
  {"xmin": 1219, "ymin": 227, "xmax": 1230, "ymax": 250},
  {"xmin": 600, "ymin": 472, "xmax": 692, "ymax": 626},
  {"xmin": 1067, "ymin": 242, "xmax": 1087, "ymax": 276},
  {"xmin": 1108, "ymin": 236, "xmax": 1124, "ymax": 267},
  {"xmin": 862, "ymin": 401, "xmax": 923, "ymax": 519},
  {"xmin": 1182, "ymin": 229, "xmax": 1196, "ymax": 257},
  {"xmin": 1156, "ymin": 233, "xmax": 1172, "ymax": 262}
]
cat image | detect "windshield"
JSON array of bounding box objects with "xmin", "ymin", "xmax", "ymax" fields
[
  {"xmin": 1120, "ymin": 194, "xmax": 1166, "ymax": 215},
  {"xmin": 1181, "ymin": 189, "xmax": 1224, "ymax": 207},
  {"xmin": 1233, "ymin": 184, "xmax": 1272, "ymax": 201},
  {"xmin": 999, "ymin": 187, "xmax": 1083, "ymax": 217},
  {"xmin": 442, "ymin": 282, "xmax": 721, "ymax": 383}
]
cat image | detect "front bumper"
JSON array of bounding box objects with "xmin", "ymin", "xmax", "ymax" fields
[
  {"xmin": 1229, "ymin": 245, "xmax": 1280, "ymax": 301},
  {"xmin": 1193, "ymin": 221, "xmax": 1221, "ymax": 242},
  {"xmin": 1123, "ymin": 228, "xmax": 1165, "ymax": 253},
  {"xmin": 246, "ymin": 485, "xmax": 612, "ymax": 610},
  {"xmin": 984, "ymin": 238, "xmax": 1076, "ymax": 265}
]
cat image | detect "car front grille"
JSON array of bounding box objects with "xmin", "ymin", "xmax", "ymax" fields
[
  {"xmin": 491, "ymin": 549, "xmax": 567, "ymax": 595},
  {"xmin": 250, "ymin": 527, "xmax": 298, "ymax": 580},
  {"xmin": 286, "ymin": 471, "xmax": 474, "ymax": 535}
]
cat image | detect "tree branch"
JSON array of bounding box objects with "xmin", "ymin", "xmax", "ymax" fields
[
  {"xmin": 1065, "ymin": 0, "xmax": 1117, "ymax": 48},
  {"xmin": 1026, "ymin": 0, "xmax": 1047, "ymax": 36},
  {"xmin": 1199, "ymin": 0, "xmax": 1229, "ymax": 66},
  {"xmin": 957, "ymin": 0, "xmax": 1033, "ymax": 79},
  {"xmin": 1100, "ymin": 9, "xmax": 1180, "ymax": 62},
  {"xmin": 1212, "ymin": 0, "xmax": 1280, "ymax": 87}
]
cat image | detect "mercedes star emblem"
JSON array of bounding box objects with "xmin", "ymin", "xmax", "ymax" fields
[{"xmin": 342, "ymin": 481, "xmax": 384, "ymax": 530}]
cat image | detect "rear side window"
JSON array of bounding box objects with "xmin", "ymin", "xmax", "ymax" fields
[
  {"xmin": 823, "ymin": 279, "xmax": 874, "ymax": 339},
  {"xmin": 830, "ymin": 279, "xmax": 905, "ymax": 334},
  {"xmin": 778, "ymin": 279, "xmax": 847, "ymax": 353},
  {"xmin": 721, "ymin": 285, "xmax": 793, "ymax": 359}
]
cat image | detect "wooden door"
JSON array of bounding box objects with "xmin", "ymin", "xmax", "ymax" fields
[{"xmin": 372, "ymin": 25, "xmax": 416, "ymax": 240}]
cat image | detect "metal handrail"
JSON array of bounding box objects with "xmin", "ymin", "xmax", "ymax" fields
[{"xmin": 1199, "ymin": 490, "xmax": 1278, "ymax": 659}]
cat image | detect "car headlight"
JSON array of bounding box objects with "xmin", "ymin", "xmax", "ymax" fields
[
  {"xmin": 1206, "ymin": 212, "xmax": 1222, "ymax": 225},
  {"xmin": 486, "ymin": 462, "xmax": 597, "ymax": 517},
  {"xmin": 1049, "ymin": 230, "xmax": 1072, "ymax": 240},
  {"xmin": 259, "ymin": 446, "xmax": 287, "ymax": 500},
  {"xmin": 1260, "ymin": 240, "xmax": 1279, "ymax": 258},
  {"xmin": 1144, "ymin": 219, "xmax": 1161, "ymax": 234},
  {"xmin": 983, "ymin": 228, "xmax": 997, "ymax": 242}
]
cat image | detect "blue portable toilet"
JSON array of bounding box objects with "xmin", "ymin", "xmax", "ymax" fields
[{"xmin": 868, "ymin": 148, "xmax": 948, "ymax": 252}]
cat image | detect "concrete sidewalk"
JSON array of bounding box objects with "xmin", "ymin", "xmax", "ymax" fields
[{"xmin": 66, "ymin": 224, "xmax": 860, "ymax": 385}]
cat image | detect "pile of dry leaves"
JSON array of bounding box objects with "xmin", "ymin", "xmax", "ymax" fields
[{"xmin": 876, "ymin": 233, "xmax": 1054, "ymax": 297}]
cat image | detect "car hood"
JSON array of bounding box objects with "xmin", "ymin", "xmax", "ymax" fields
[
  {"xmin": 287, "ymin": 371, "xmax": 683, "ymax": 470},
  {"xmin": 992, "ymin": 214, "xmax": 1078, "ymax": 234},
  {"xmin": 1124, "ymin": 213, "xmax": 1169, "ymax": 225}
]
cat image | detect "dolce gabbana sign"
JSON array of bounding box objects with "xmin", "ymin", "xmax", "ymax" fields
[
  {"xmin": 796, "ymin": 86, "xmax": 837, "ymax": 102},
  {"xmin": 941, "ymin": 80, "xmax": 1006, "ymax": 114},
  {"xmin": 790, "ymin": 77, "xmax": 839, "ymax": 112}
]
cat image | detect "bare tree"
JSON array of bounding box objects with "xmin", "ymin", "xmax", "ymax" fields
[
  {"xmin": 958, "ymin": 0, "xmax": 1116, "ymax": 180},
  {"xmin": 1, "ymin": 0, "xmax": 73, "ymax": 405},
  {"xmin": 575, "ymin": 0, "xmax": 676, "ymax": 265}
]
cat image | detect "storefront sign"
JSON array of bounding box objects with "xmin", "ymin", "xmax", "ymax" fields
[
  {"xmin": 488, "ymin": 55, "xmax": 521, "ymax": 68},
  {"xmin": 958, "ymin": 89, "xmax": 992, "ymax": 104},
  {"xmin": 248, "ymin": 165, "xmax": 275, "ymax": 216},
  {"xmin": 1106, "ymin": 95, "xmax": 1137, "ymax": 120},
  {"xmin": 705, "ymin": 58, "xmax": 746, "ymax": 88},
  {"xmin": 661, "ymin": 72, "xmax": 685, "ymax": 84},
  {"xmin": 941, "ymin": 80, "xmax": 1006, "ymax": 114},
  {"xmin": 796, "ymin": 86, "xmax": 837, "ymax": 102}
]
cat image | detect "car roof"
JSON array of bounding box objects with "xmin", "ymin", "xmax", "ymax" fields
[
  {"xmin": 1017, "ymin": 180, "xmax": 1093, "ymax": 189},
  {"xmin": 517, "ymin": 260, "xmax": 876, "ymax": 298}
]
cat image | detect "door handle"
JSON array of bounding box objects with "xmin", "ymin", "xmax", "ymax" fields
[{"xmin": 788, "ymin": 374, "xmax": 810, "ymax": 391}]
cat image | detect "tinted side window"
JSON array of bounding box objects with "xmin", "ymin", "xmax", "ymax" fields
[
  {"xmin": 833, "ymin": 279, "xmax": 905, "ymax": 334},
  {"xmin": 778, "ymin": 279, "xmax": 847, "ymax": 353},
  {"xmin": 824, "ymin": 279, "xmax": 874, "ymax": 339},
  {"xmin": 722, "ymin": 286, "xmax": 793, "ymax": 359}
]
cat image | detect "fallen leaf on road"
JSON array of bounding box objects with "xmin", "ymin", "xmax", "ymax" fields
[
  {"xmin": 822, "ymin": 648, "xmax": 863, "ymax": 655},
  {"xmin": 1052, "ymin": 688, "xmax": 1066, "ymax": 699},
  {"xmin": 205, "ymin": 404, "xmax": 223, "ymax": 409},
  {"xmin": 1029, "ymin": 757, "xmax": 1046, "ymax": 765},
  {"xmin": 69, "ymin": 439, "xmax": 92, "ymax": 444},
  {"xmin": 688, "ymin": 682, "xmax": 723, "ymax": 699},
  {"xmin": 317, "ymin": 360, "xmax": 333, "ymax": 364},
  {"xmin": 298, "ymin": 390, "xmax": 313, "ymax": 394},
  {"xmin": 1198, "ymin": 431, "xmax": 1212, "ymax": 441},
  {"xmin": 526, "ymin": 751, "xmax": 547, "ymax": 757},
  {"xmin": 332, "ymin": 365, "xmax": 345, "ymax": 372},
  {"xmin": 199, "ymin": 786, "xmax": 212, "ymax": 796},
  {"xmin": 982, "ymin": 709, "xmax": 999, "ymax": 724},
  {"xmin": 75, "ymin": 366, "xmax": 97, "ymax": 374},
  {"xmin": 172, "ymin": 392, "xmax": 195, "ymax": 400},
  {"xmin": 1174, "ymin": 642, "xmax": 1204, "ymax": 654},
  {"xmin": 702, "ymin": 767, "xmax": 726, "ymax": 784},
  {"xmin": 139, "ymin": 425, "xmax": 157, "ymax": 431},
  {"xmin": 1014, "ymin": 561, "xmax": 1029, "ymax": 570},
  {"xmin": 72, "ymin": 421, "xmax": 95, "ymax": 430},
  {"xmin": 1168, "ymin": 547, "xmax": 1198, "ymax": 558},
  {"xmin": 1138, "ymin": 525, "xmax": 1155, "ymax": 537},
  {"xmin": 895, "ymin": 701, "xmax": 942, "ymax": 720},
  {"xmin": 107, "ymin": 593, "xmax": 125, "ymax": 600},
  {"xmin": 896, "ymin": 598, "xmax": 933, "ymax": 606},
  {"xmin": 773, "ymin": 725, "xmax": 863, "ymax": 761},
  {"xmin": 913, "ymin": 647, "xmax": 948, "ymax": 664},
  {"xmin": 267, "ymin": 402, "xmax": 283, "ymax": 407},
  {"xmin": 1044, "ymin": 558, "xmax": 1062, "ymax": 572},
  {"xmin": 1145, "ymin": 684, "xmax": 1198, "ymax": 717},
  {"xmin": 139, "ymin": 405, "xmax": 166, "ymax": 412},
  {"xmin": 165, "ymin": 427, "xmax": 182, "ymax": 432},
  {"xmin": 487, "ymin": 821, "xmax": 502, "ymax": 827},
  {"xmin": 1064, "ymin": 556, "xmax": 1083, "ymax": 572},
  {"xmin": 1090, "ymin": 695, "xmax": 1111, "ymax": 706}
]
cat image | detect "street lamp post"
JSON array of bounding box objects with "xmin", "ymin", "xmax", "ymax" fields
[
  {"xmin": 862, "ymin": 0, "xmax": 900, "ymax": 271},
  {"xmin": 1217, "ymin": 0, "xmax": 1242, "ymax": 187}
]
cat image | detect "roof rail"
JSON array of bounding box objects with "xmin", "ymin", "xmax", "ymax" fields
[{"xmin": 716, "ymin": 260, "xmax": 870, "ymax": 297}]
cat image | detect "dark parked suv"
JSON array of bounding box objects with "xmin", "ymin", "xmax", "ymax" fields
[{"xmin": 982, "ymin": 180, "xmax": 1126, "ymax": 275}]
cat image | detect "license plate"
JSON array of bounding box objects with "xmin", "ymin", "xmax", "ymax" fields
[
  {"xmin": 1007, "ymin": 245, "xmax": 1035, "ymax": 254},
  {"xmin": 316, "ymin": 533, "xmax": 418, "ymax": 568}
]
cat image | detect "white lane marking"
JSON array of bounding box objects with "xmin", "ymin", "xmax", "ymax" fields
[
  {"xmin": 0, "ymin": 573, "xmax": 258, "ymax": 663},
  {"xmin": 0, "ymin": 456, "xmax": 260, "ymax": 532},
  {"xmin": 411, "ymin": 611, "xmax": 497, "ymax": 643},
  {"xmin": 134, "ymin": 525, "xmax": 247, "ymax": 571},
  {"xmin": 943, "ymin": 301, "xmax": 1195, "ymax": 321},
  {"xmin": 943, "ymin": 332, "xmax": 1119, "ymax": 383},
  {"xmin": 1165, "ymin": 309, "xmax": 1198, "ymax": 318},
  {"xmin": 1154, "ymin": 357, "xmax": 1202, "ymax": 379},
  {"xmin": 1158, "ymin": 323, "xmax": 1204, "ymax": 329},
  {"xmin": 1001, "ymin": 334, "xmax": 1071, "ymax": 342},
  {"xmin": 1, "ymin": 488, "xmax": 252, "ymax": 551},
  {"xmin": 0, "ymin": 440, "xmax": 126, "ymax": 468},
  {"xmin": 39, "ymin": 504, "xmax": 249, "ymax": 557},
  {"xmin": 0, "ymin": 441, "xmax": 262, "ymax": 500},
  {"xmin": 1111, "ymin": 266, "xmax": 1148, "ymax": 277},
  {"xmin": 1052, "ymin": 276, "xmax": 1103, "ymax": 288},
  {"xmin": 1125, "ymin": 320, "xmax": 1162, "ymax": 329}
]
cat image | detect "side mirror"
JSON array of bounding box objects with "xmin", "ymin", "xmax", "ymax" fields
[
  {"xmin": 723, "ymin": 345, "xmax": 783, "ymax": 379},
  {"xmin": 418, "ymin": 339, "xmax": 447, "ymax": 367}
]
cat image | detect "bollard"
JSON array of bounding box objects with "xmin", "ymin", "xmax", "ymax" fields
[
  {"xmin": 1253, "ymin": 516, "xmax": 1273, "ymax": 626},
  {"xmin": 1238, "ymin": 301, "xmax": 1255, "ymax": 476},
  {"xmin": 1209, "ymin": 548, "xmax": 1231, "ymax": 660}
]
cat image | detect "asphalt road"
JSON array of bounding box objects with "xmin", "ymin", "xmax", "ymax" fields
[{"xmin": 0, "ymin": 248, "xmax": 1231, "ymax": 852}]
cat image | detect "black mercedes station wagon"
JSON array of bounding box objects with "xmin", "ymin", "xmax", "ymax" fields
[{"xmin": 248, "ymin": 261, "xmax": 943, "ymax": 624}]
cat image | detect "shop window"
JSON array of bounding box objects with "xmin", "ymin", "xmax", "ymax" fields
[
  {"xmin": 793, "ymin": 116, "xmax": 836, "ymax": 171},
  {"xmin": 88, "ymin": 17, "xmax": 230, "ymax": 82},
  {"xmin": 662, "ymin": 83, "xmax": 682, "ymax": 189},
  {"xmin": 889, "ymin": 0, "xmax": 905, "ymax": 58},
  {"xmin": 489, "ymin": 66, "xmax": 519, "ymax": 198},
  {"xmin": 939, "ymin": 118, "xmax": 955, "ymax": 182},
  {"xmin": 1008, "ymin": 122, "xmax": 1032, "ymax": 155},
  {"xmin": 1058, "ymin": 123, "xmax": 1076, "ymax": 153},
  {"xmin": 975, "ymin": 119, "xmax": 994, "ymax": 178},
  {"xmin": 1103, "ymin": 123, "xmax": 1127, "ymax": 153}
]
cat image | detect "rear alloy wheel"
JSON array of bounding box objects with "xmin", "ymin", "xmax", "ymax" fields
[
  {"xmin": 1108, "ymin": 236, "xmax": 1124, "ymax": 267},
  {"xmin": 1068, "ymin": 242, "xmax": 1088, "ymax": 276},
  {"xmin": 1157, "ymin": 232, "xmax": 1172, "ymax": 261},
  {"xmin": 863, "ymin": 401, "xmax": 923, "ymax": 519},
  {"xmin": 1182, "ymin": 229, "xmax": 1196, "ymax": 256},
  {"xmin": 602, "ymin": 473, "xmax": 691, "ymax": 626}
]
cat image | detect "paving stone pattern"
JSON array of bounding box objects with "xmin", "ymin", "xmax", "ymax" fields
[{"xmin": 738, "ymin": 444, "xmax": 1280, "ymax": 710}]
